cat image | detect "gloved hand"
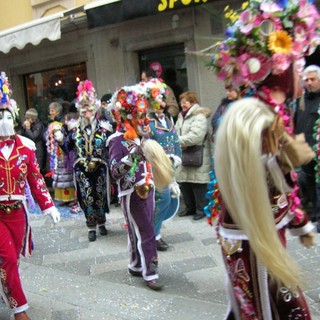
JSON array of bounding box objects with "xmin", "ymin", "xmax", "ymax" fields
[
  {"xmin": 46, "ymin": 207, "xmax": 60, "ymax": 223},
  {"xmin": 54, "ymin": 130, "xmax": 64, "ymax": 143},
  {"xmin": 299, "ymin": 232, "xmax": 315, "ymax": 248},
  {"xmin": 278, "ymin": 132, "xmax": 315, "ymax": 173},
  {"xmin": 169, "ymin": 181, "xmax": 180, "ymax": 198},
  {"xmin": 100, "ymin": 120, "xmax": 113, "ymax": 132}
]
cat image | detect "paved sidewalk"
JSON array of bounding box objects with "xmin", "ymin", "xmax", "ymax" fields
[{"xmin": 1, "ymin": 204, "xmax": 320, "ymax": 320}]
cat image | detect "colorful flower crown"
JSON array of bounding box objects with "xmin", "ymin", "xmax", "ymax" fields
[
  {"xmin": 0, "ymin": 71, "xmax": 19, "ymax": 119},
  {"xmin": 211, "ymin": 0, "xmax": 320, "ymax": 89},
  {"xmin": 141, "ymin": 78, "xmax": 169, "ymax": 110},
  {"xmin": 76, "ymin": 80, "xmax": 100, "ymax": 114}
]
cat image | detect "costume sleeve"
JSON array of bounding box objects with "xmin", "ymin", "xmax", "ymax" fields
[
  {"xmin": 108, "ymin": 136, "xmax": 138, "ymax": 181},
  {"xmin": 287, "ymin": 207, "xmax": 315, "ymax": 236},
  {"xmin": 26, "ymin": 147, "xmax": 55, "ymax": 211},
  {"xmin": 179, "ymin": 113, "xmax": 208, "ymax": 147}
]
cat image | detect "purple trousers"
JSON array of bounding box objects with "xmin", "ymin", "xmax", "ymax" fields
[{"xmin": 121, "ymin": 189, "xmax": 159, "ymax": 281}]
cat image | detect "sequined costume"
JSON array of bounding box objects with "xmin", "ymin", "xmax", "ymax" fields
[{"xmin": 108, "ymin": 132, "xmax": 159, "ymax": 281}]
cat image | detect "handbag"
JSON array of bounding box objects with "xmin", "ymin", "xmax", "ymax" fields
[{"xmin": 181, "ymin": 145, "xmax": 204, "ymax": 167}]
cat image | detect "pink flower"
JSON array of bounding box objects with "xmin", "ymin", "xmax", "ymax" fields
[
  {"xmin": 84, "ymin": 80, "xmax": 93, "ymax": 92},
  {"xmin": 239, "ymin": 10, "xmax": 255, "ymax": 35},
  {"xmin": 271, "ymin": 53, "xmax": 291, "ymax": 75},
  {"xmin": 238, "ymin": 53, "xmax": 271, "ymax": 84}
]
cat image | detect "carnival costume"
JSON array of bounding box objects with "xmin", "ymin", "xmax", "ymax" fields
[
  {"xmin": 107, "ymin": 79, "xmax": 173, "ymax": 290},
  {"xmin": 0, "ymin": 72, "xmax": 60, "ymax": 318},
  {"xmin": 149, "ymin": 111, "xmax": 181, "ymax": 249},
  {"xmin": 200, "ymin": 1, "xmax": 320, "ymax": 319},
  {"xmin": 58, "ymin": 80, "xmax": 113, "ymax": 241}
]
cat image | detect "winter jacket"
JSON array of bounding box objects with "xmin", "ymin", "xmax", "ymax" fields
[{"xmin": 175, "ymin": 103, "xmax": 211, "ymax": 184}]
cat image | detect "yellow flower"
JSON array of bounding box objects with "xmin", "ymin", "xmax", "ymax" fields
[
  {"xmin": 225, "ymin": 11, "xmax": 231, "ymax": 18},
  {"xmin": 268, "ymin": 30, "xmax": 293, "ymax": 54},
  {"xmin": 2, "ymin": 84, "xmax": 9, "ymax": 94},
  {"xmin": 224, "ymin": 5, "xmax": 230, "ymax": 12},
  {"xmin": 230, "ymin": 13, "xmax": 239, "ymax": 23},
  {"xmin": 242, "ymin": 2, "xmax": 249, "ymax": 10}
]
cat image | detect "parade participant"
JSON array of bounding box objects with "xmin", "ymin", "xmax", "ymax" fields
[
  {"xmin": 55, "ymin": 80, "xmax": 113, "ymax": 241},
  {"xmin": 204, "ymin": 0, "xmax": 320, "ymax": 318},
  {"xmin": 0, "ymin": 72, "xmax": 60, "ymax": 320},
  {"xmin": 148, "ymin": 84, "xmax": 182, "ymax": 251},
  {"xmin": 46, "ymin": 102, "xmax": 77, "ymax": 206},
  {"xmin": 107, "ymin": 81, "xmax": 173, "ymax": 290}
]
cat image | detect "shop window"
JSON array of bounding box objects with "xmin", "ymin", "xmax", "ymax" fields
[{"xmin": 24, "ymin": 63, "xmax": 87, "ymax": 125}]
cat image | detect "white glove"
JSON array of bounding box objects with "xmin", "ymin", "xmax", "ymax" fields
[
  {"xmin": 45, "ymin": 207, "xmax": 61, "ymax": 223},
  {"xmin": 169, "ymin": 154, "xmax": 182, "ymax": 168},
  {"xmin": 54, "ymin": 130, "xmax": 64, "ymax": 143},
  {"xmin": 100, "ymin": 120, "xmax": 113, "ymax": 132},
  {"xmin": 169, "ymin": 181, "xmax": 180, "ymax": 198}
]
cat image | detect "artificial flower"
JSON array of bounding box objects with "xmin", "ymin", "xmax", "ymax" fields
[{"xmin": 268, "ymin": 30, "xmax": 293, "ymax": 54}]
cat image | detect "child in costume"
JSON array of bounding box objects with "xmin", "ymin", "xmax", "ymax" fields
[
  {"xmin": 203, "ymin": 0, "xmax": 320, "ymax": 318},
  {"xmin": 0, "ymin": 72, "xmax": 60, "ymax": 320},
  {"xmin": 107, "ymin": 81, "xmax": 174, "ymax": 290}
]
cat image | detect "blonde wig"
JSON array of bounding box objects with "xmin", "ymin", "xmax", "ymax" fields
[
  {"xmin": 214, "ymin": 97, "xmax": 301, "ymax": 288},
  {"xmin": 141, "ymin": 139, "xmax": 174, "ymax": 191}
]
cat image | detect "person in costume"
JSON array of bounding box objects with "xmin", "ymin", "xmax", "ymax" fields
[
  {"xmin": 204, "ymin": 0, "xmax": 320, "ymax": 318},
  {"xmin": 46, "ymin": 102, "xmax": 77, "ymax": 207},
  {"xmin": 148, "ymin": 78, "xmax": 182, "ymax": 251},
  {"xmin": 55, "ymin": 80, "xmax": 113, "ymax": 241},
  {"xmin": 0, "ymin": 72, "xmax": 60, "ymax": 320},
  {"xmin": 107, "ymin": 81, "xmax": 174, "ymax": 290}
]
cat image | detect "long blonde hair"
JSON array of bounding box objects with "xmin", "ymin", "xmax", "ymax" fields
[
  {"xmin": 214, "ymin": 97, "xmax": 301, "ymax": 288},
  {"xmin": 141, "ymin": 139, "xmax": 174, "ymax": 191}
]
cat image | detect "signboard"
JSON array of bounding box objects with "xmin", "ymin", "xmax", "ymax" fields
[{"xmin": 86, "ymin": 0, "xmax": 216, "ymax": 29}]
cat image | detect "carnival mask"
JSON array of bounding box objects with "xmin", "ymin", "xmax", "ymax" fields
[{"xmin": 0, "ymin": 110, "xmax": 14, "ymax": 137}]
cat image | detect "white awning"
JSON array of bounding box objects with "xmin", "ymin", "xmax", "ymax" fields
[
  {"xmin": 84, "ymin": 0, "xmax": 121, "ymax": 11},
  {"xmin": 0, "ymin": 12, "xmax": 63, "ymax": 54}
]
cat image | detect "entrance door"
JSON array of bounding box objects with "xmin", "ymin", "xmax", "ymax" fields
[{"xmin": 138, "ymin": 43, "xmax": 187, "ymax": 102}]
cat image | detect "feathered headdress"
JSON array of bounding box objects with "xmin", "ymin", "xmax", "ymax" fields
[{"xmin": 75, "ymin": 80, "xmax": 100, "ymax": 115}]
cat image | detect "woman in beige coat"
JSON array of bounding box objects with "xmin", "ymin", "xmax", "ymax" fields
[{"xmin": 175, "ymin": 91, "xmax": 211, "ymax": 220}]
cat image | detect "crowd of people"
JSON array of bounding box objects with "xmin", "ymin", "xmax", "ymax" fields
[{"xmin": 1, "ymin": 0, "xmax": 320, "ymax": 319}]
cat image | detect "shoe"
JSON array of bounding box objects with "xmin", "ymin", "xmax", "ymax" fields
[
  {"xmin": 146, "ymin": 279, "xmax": 163, "ymax": 291},
  {"xmin": 193, "ymin": 213, "xmax": 205, "ymax": 221},
  {"xmin": 128, "ymin": 268, "xmax": 143, "ymax": 277},
  {"xmin": 98, "ymin": 225, "xmax": 108, "ymax": 236},
  {"xmin": 14, "ymin": 311, "xmax": 31, "ymax": 320},
  {"xmin": 70, "ymin": 204, "xmax": 81, "ymax": 214},
  {"xmin": 88, "ymin": 230, "xmax": 96, "ymax": 242},
  {"xmin": 156, "ymin": 238, "xmax": 169, "ymax": 251},
  {"xmin": 178, "ymin": 209, "xmax": 194, "ymax": 217}
]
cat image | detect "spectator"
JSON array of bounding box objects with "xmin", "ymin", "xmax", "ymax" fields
[
  {"xmin": 211, "ymin": 85, "xmax": 239, "ymax": 141},
  {"xmin": 176, "ymin": 91, "xmax": 211, "ymax": 220},
  {"xmin": 19, "ymin": 108, "xmax": 46, "ymax": 172},
  {"xmin": 295, "ymin": 64, "xmax": 320, "ymax": 230}
]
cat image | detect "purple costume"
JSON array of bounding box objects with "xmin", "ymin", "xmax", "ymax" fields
[{"xmin": 107, "ymin": 132, "xmax": 159, "ymax": 281}]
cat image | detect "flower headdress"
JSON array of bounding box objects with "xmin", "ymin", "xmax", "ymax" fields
[
  {"xmin": 211, "ymin": 0, "xmax": 320, "ymax": 89},
  {"xmin": 0, "ymin": 71, "xmax": 19, "ymax": 119},
  {"xmin": 141, "ymin": 78, "xmax": 169, "ymax": 110},
  {"xmin": 76, "ymin": 79, "xmax": 100, "ymax": 115}
]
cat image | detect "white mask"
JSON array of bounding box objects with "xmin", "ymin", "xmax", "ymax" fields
[{"xmin": 0, "ymin": 110, "xmax": 14, "ymax": 137}]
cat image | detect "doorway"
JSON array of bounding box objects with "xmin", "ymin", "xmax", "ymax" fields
[{"xmin": 138, "ymin": 43, "xmax": 187, "ymax": 102}]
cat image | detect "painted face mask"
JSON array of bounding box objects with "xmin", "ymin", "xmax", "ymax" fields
[
  {"xmin": 0, "ymin": 110, "xmax": 14, "ymax": 137},
  {"xmin": 134, "ymin": 113, "xmax": 150, "ymax": 137}
]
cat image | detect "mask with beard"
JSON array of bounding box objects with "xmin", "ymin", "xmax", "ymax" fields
[{"xmin": 0, "ymin": 110, "xmax": 14, "ymax": 137}]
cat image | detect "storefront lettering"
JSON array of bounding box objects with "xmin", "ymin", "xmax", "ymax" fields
[{"xmin": 158, "ymin": 0, "xmax": 208, "ymax": 12}]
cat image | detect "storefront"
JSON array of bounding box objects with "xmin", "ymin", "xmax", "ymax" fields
[{"xmin": 0, "ymin": 0, "xmax": 229, "ymax": 121}]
